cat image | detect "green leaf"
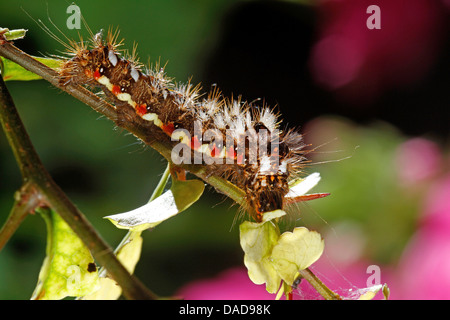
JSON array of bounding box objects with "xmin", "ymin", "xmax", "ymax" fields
[
  {"xmin": 270, "ymin": 227, "xmax": 324, "ymax": 286},
  {"xmin": 31, "ymin": 208, "xmax": 99, "ymax": 300},
  {"xmin": 80, "ymin": 231, "xmax": 143, "ymax": 300},
  {"xmin": 239, "ymin": 221, "xmax": 281, "ymax": 293},
  {"xmin": 171, "ymin": 177, "xmax": 205, "ymax": 212},
  {"xmin": 0, "ymin": 56, "xmax": 62, "ymax": 81},
  {"xmin": 105, "ymin": 178, "xmax": 205, "ymax": 231}
]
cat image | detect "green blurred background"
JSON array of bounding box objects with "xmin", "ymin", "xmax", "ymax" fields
[{"xmin": 0, "ymin": 0, "xmax": 448, "ymax": 299}]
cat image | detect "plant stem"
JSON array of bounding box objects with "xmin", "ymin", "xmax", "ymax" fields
[
  {"xmin": 149, "ymin": 163, "xmax": 171, "ymax": 202},
  {"xmin": 0, "ymin": 183, "xmax": 41, "ymax": 251},
  {"xmin": 0, "ymin": 42, "xmax": 117, "ymax": 119},
  {"xmin": 298, "ymin": 268, "xmax": 341, "ymax": 300},
  {"xmin": 0, "ymin": 72, "xmax": 156, "ymax": 300}
]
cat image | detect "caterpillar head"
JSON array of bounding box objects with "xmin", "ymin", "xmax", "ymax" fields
[{"xmin": 247, "ymin": 156, "xmax": 289, "ymax": 222}]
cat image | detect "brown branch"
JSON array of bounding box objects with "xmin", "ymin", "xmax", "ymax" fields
[
  {"xmin": 0, "ymin": 182, "xmax": 41, "ymax": 251},
  {"xmin": 298, "ymin": 268, "xmax": 342, "ymax": 300}
]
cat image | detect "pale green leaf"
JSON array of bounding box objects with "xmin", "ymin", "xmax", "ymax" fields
[
  {"xmin": 80, "ymin": 231, "xmax": 143, "ymax": 300},
  {"xmin": 105, "ymin": 179, "xmax": 204, "ymax": 231},
  {"xmin": 261, "ymin": 209, "xmax": 286, "ymax": 223},
  {"xmin": 79, "ymin": 277, "xmax": 119, "ymax": 300},
  {"xmin": 31, "ymin": 208, "xmax": 99, "ymax": 300},
  {"xmin": 171, "ymin": 177, "xmax": 205, "ymax": 211},
  {"xmin": 239, "ymin": 221, "xmax": 281, "ymax": 293},
  {"xmin": 0, "ymin": 28, "xmax": 27, "ymax": 41},
  {"xmin": 270, "ymin": 227, "xmax": 324, "ymax": 286}
]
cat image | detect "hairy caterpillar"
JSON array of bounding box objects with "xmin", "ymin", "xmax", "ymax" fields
[{"xmin": 48, "ymin": 26, "xmax": 324, "ymax": 222}]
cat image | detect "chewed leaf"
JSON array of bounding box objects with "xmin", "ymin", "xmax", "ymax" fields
[
  {"xmin": 31, "ymin": 208, "xmax": 99, "ymax": 300},
  {"xmin": 0, "ymin": 56, "xmax": 62, "ymax": 81},
  {"xmin": 270, "ymin": 227, "xmax": 324, "ymax": 286},
  {"xmin": 81, "ymin": 231, "xmax": 143, "ymax": 300},
  {"xmin": 285, "ymin": 172, "xmax": 321, "ymax": 198},
  {"xmin": 105, "ymin": 179, "xmax": 204, "ymax": 231},
  {"xmin": 0, "ymin": 27, "xmax": 27, "ymax": 41},
  {"xmin": 239, "ymin": 221, "xmax": 281, "ymax": 293}
]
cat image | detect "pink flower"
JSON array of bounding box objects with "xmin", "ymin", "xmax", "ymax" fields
[
  {"xmin": 309, "ymin": 0, "xmax": 447, "ymax": 101},
  {"xmin": 176, "ymin": 260, "xmax": 390, "ymax": 300},
  {"xmin": 176, "ymin": 267, "xmax": 274, "ymax": 300},
  {"xmin": 395, "ymin": 138, "xmax": 442, "ymax": 185},
  {"xmin": 394, "ymin": 174, "xmax": 450, "ymax": 299}
]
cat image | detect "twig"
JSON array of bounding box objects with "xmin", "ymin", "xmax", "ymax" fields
[
  {"xmin": 0, "ymin": 42, "xmax": 117, "ymax": 119},
  {"xmin": 0, "ymin": 182, "xmax": 41, "ymax": 251},
  {"xmin": 298, "ymin": 268, "xmax": 342, "ymax": 300}
]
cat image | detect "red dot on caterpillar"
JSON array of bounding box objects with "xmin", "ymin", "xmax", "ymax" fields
[
  {"xmin": 226, "ymin": 145, "xmax": 236, "ymax": 160},
  {"xmin": 136, "ymin": 104, "xmax": 147, "ymax": 117},
  {"xmin": 209, "ymin": 142, "xmax": 223, "ymax": 158},
  {"xmin": 236, "ymin": 153, "xmax": 244, "ymax": 165},
  {"xmin": 161, "ymin": 122, "xmax": 175, "ymax": 136},
  {"xmin": 190, "ymin": 136, "xmax": 201, "ymax": 150},
  {"xmin": 112, "ymin": 84, "xmax": 121, "ymax": 96},
  {"xmin": 93, "ymin": 68, "xmax": 101, "ymax": 80}
]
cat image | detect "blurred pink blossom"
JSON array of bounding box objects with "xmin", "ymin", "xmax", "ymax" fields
[
  {"xmin": 394, "ymin": 174, "xmax": 450, "ymax": 299},
  {"xmin": 309, "ymin": 0, "xmax": 446, "ymax": 101},
  {"xmin": 395, "ymin": 138, "xmax": 442, "ymax": 185},
  {"xmin": 176, "ymin": 259, "xmax": 390, "ymax": 300},
  {"xmin": 176, "ymin": 267, "xmax": 274, "ymax": 300}
]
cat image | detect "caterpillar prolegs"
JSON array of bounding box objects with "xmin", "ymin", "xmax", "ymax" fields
[{"xmin": 58, "ymin": 28, "xmax": 322, "ymax": 222}]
